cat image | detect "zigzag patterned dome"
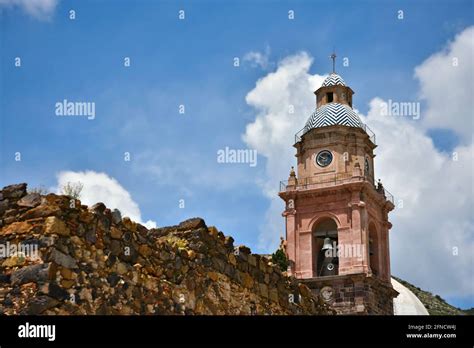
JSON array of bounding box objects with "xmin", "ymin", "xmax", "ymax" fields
[
  {"xmin": 321, "ymin": 73, "xmax": 346, "ymax": 87},
  {"xmin": 304, "ymin": 103, "xmax": 362, "ymax": 132}
]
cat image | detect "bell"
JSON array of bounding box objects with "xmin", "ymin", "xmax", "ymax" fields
[{"xmin": 322, "ymin": 237, "xmax": 333, "ymax": 251}]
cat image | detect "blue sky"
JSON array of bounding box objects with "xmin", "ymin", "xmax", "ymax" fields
[{"xmin": 1, "ymin": 0, "xmax": 473, "ymax": 308}]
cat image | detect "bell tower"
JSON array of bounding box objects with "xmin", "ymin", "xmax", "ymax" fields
[{"xmin": 279, "ymin": 54, "xmax": 398, "ymax": 314}]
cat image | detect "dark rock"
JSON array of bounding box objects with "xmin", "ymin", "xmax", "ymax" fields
[
  {"xmin": 26, "ymin": 296, "xmax": 58, "ymax": 315},
  {"xmin": 76, "ymin": 223, "xmax": 86, "ymax": 236},
  {"xmin": 98, "ymin": 215, "xmax": 111, "ymax": 231},
  {"xmin": 54, "ymin": 239, "xmax": 70, "ymax": 255},
  {"xmin": 202, "ymin": 258, "xmax": 212, "ymax": 267},
  {"xmin": 106, "ymin": 254, "xmax": 117, "ymax": 267},
  {"xmin": 89, "ymin": 202, "xmax": 106, "ymax": 215},
  {"xmin": 224, "ymin": 264, "xmax": 235, "ymax": 277},
  {"xmin": 0, "ymin": 200, "xmax": 8, "ymax": 215},
  {"xmin": 85, "ymin": 229, "xmax": 97, "ymax": 244},
  {"xmin": 212, "ymin": 257, "xmax": 226, "ymax": 272},
  {"xmin": 11, "ymin": 263, "xmax": 50, "ymax": 285},
  {"xmin": 109, "ymin": 293, "xmax": 119, "ymax": 306},
  {"xmin": 81, "ymin": 264, "xmax": 93, "ymax": 274},
  {"xmin": 111, "ymin": 209, "xmax": 122, "ymax": 224},
  {"xmin": 1, "ymin": 183, "xmax": 27, "ymax": 199},
  {"xmin": 137, "ymin": 234, "xmax": 147, "ymax": 244},
  {"xmin": 39, "ymin": 236, "xmax": 55, "ymax": 248},
  {"xmin": 90, "ymin": 285, "xmax": 100, "ymax": 297},
  {"xmin": 107, "ymin": 272, "xmax": 120, "ymax": 287},
  {"xmin": 132, "ymin": 287, "xmax": 141, "ymax": 299},
  {"xmin": 136, "ymin": 224, "xmax": 148, "ymax": 235},
  {"xmin": 119, "ymin": 247, "xmax": 138, "ymax": 263},
  {"xmin": 122, "ymin": 231, "xmax": 132, "ymax": 242},
  {"xmin": 47, "ymin": 283, "xmax": 69, "ymax": 300},
  {"xmin": 17, "ymin": 193, "xmax": 41, "ymax": 208},
  {"xmin": 109, "ymin": 240, "xmax": 122, "ymax": 256},
  {"xmin": 175, "ymin": 257, "xmax": 182, "ymax": 269},
  {"xmin": 150, "ymin": 226, "xmax": 178, "ymax": 237},
  {"xmin": 0, "ymin": 273, "xmax": 11, "ymax": 283},
  {"xmin": 236, "ymin": 245, "xmax": 251, "ymax": 255},
  {"xmin": 50, "ymin": 249, "xmax": 77, "ymax": 269},
  {"xmin": 178, "ymin": 218, "xmax": 207, "ymax": 231}
]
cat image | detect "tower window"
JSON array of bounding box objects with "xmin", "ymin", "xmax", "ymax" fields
[
  {"xmin": 369, "ymin": 224, "xmax": 380, "ymax": 277},
  {"xmin": 313, "ymin": 218, "xmax": 339, "ymax": 277},
  {"xmin": 326, "ymin": 92, "xmax": 333, "ymax": 103}
]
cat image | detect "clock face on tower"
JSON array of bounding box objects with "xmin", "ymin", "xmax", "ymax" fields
[{"xmin": 316, "ymin": 150, "xmax": 333, "ymax": 167}]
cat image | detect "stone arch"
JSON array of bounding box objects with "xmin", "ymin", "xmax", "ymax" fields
[
  {"xmin": 309, "ymin": 213, "xmax": 342, "ymax": 232},
  {"xmin": 311, "ymin": 216, "xmax": 339, "ymax": 277}
]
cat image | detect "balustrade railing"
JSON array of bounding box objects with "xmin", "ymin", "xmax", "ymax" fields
[{"xmin": 279, "ymin": 173, "xmax": 394, "ymax": 204}]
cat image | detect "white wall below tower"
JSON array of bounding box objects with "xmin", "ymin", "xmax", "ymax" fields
[{"xmin": 392, "ymin": 278, "xmax": 429, "ymax": 315}]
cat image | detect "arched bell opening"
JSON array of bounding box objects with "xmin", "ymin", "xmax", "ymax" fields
[
  {"xmin": 369, "ymin": 223, "xmax": 380, "ymax": 277},
  {"xmin": 312, "ymin": 218, "xmax": 339, "ymax": 277}
]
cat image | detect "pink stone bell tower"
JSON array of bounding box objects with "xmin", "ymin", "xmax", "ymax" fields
[{"xmin": 279, "ymin": 53, "xmax": 398, "ymax": 314}]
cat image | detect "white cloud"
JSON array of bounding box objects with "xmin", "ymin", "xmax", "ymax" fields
[
  {"xmin": 55, "ymin": 170, "xmax": 157, "ymax": 229},
  {"xmin": 242, "ymin": 52, "xmax": 326, "ymax": 249},
  {"xmin": 243, "ymin": 45, "xmax": 272, "ymax": 70},
  {"xmin": 361, "ymin": 98, "xmax": 473, "ymax": 299},
  {"xmin": 243, "ymin": 30, "xmax": 473, "ymax": 299},
  {"xmin": 0, "ymin": 0, "xmax": 58, "ymax": 21},
  {"xmin": 415, "ymin": 26, "xmax": 474, "ymax": 143}
]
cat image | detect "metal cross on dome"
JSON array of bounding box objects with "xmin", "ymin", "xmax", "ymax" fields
[{"xmin": 330, "ymin": 51, "xmax": 337, "ymax": 73}]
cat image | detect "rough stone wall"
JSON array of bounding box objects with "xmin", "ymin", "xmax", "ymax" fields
[{"xmin": 0, "ymin": 183, "xmax": 333, "ymax": 315}]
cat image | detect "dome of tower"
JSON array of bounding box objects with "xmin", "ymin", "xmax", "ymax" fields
[
  {"xmin": 321, "ymin": 73, "xmax": 346, "ymax": 87},
  {"xmin": 392, "ymin": 278, "xmax": 429, "ymax": 315},
  {"xmin": 304, "ymin": 103, "xmax": 363, "ymax": 132}
]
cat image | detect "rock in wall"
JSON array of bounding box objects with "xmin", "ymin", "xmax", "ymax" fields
[{"xmin": 0, "ymin": 183, "xmax": 333, "ymax": 315}]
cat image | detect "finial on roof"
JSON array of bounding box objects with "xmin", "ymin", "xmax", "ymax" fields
[
  {"xmin": 330, "ymin": 51, "xmax": 337, "ymax": 73},
  {"xmin": 289, "ymin": 166, "xmax": 296, "ymax": 177}
]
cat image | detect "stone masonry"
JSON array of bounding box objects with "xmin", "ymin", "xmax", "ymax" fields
[{"xmin": 0, "ymin": 183, "xmax": 333, "ymax": 315}]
